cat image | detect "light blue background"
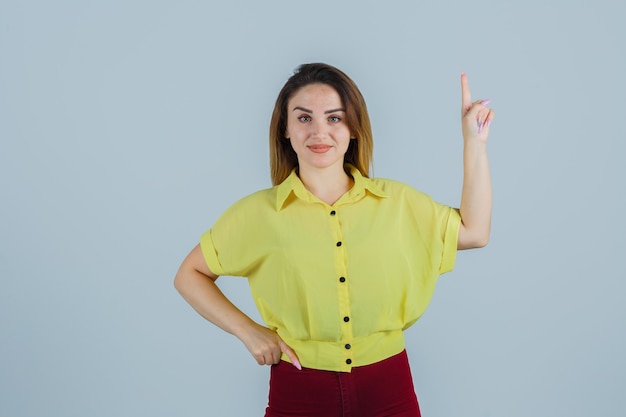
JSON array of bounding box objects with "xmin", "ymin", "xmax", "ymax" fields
[{"xmin": 2, "ymin": 1, "xmax": 625, "ymax": 416}]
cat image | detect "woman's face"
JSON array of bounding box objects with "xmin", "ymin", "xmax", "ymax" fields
[{"xmin": 285, "ymin": 83, "xmax": 352, "ymax": 174}]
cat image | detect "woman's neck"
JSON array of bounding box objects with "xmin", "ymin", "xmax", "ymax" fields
[{"xmin": 298, "ymin": 164, "xmax": 353, "ymax": 206}]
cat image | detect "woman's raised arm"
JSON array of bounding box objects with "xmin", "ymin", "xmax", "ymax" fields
[{"xmin": 457, "ymin": 73, "xmax": 494, "ymax": 250}]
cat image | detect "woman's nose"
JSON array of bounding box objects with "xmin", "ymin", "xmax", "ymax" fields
[{"xmin": 310, "ymin": 118, "xmax": 328, "ymax": 135}]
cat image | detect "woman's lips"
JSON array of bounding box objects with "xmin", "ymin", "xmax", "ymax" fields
[{"xmin": 308, "ymin": 144, "xmax": 332, "ymax": 153}]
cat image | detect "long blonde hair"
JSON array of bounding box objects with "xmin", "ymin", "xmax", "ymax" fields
[{"xmin": 269, "ymin": 63, "xmax": 374, "ymax": 185}]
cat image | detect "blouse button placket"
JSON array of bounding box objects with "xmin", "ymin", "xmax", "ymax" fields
[{"xmin": 330, "ymin": 207, "xmax": 353, "ymax": 369}]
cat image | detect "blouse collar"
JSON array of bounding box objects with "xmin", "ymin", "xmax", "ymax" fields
[{"xmin": 276, "ymin": 164, "xmax": 388, "ymax": 211}]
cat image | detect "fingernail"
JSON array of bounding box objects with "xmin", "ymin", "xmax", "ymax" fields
[
  {"xmin": 293, "ymin": 360, "xmax": 302, "ymax": 370},
  {"xmin": 486, "ymin": 120, "xmax": 492, "ymax": 128},
  {"xmin": 481, "ymin": 99, "xmax": 491, "ymax": 106},
  {"xmin": 477, "ymin": 117, "xmax": 482, "ymax": 127}
]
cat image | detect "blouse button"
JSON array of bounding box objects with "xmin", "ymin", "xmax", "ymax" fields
[
  {"xmin": 343, "ymin": 316, "xmax": 350, "ymax": 322},
  {"xmin": 336, "ymin": 241, "xmax": 342, "ymax": 247},
  {"xmin": 345, "ymin": 344, "xmax": 351, "ymax": 350},
  {"xmin": 330, "ymin": 210, "xmax": 336, "ymax": 216},
  {"xmin": 346, "ymin": 359, "xmax": 352, "ymax": 365},
  {"xmin": 339, "ymin": 277, "xmax": 346, "ymax": 283}
]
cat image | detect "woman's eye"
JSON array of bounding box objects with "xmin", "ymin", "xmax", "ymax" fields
[
  {"xmin": 329, "ymin": 116, "xmax": 341, "ymax": 123},
  {"xmin": 298, "ymin": 115, "xmax": 311, "ymax": 122}
]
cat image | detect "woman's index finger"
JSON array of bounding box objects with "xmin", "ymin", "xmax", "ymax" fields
[
  {"xmin": 461, "ymin": 72, "xmax": 472, "ymax": 110},
  {"xmin": 279, "ymin": 340, "xmax": 302, "ymax": 370}
]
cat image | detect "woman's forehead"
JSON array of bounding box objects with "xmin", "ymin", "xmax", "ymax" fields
[{"xmin": 288, "ymin": 83, "xmax": 343, "ymax": 109}]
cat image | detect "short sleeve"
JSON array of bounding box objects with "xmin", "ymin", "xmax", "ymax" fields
[
  {"xmin": 200, "ymin": 229, "xmax": 226, "ymax": 276},
  {"xmin": 439, "ymin": 207, "xmax": 461, "ymax": 274},
  {"xmin": 198, "ymin": 190, "xmax": 272, "ymax": 278}
]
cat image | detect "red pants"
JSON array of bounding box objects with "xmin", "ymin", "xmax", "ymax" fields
[{"xmin": 264, "ymin": 350, "xmax": 421, "ymax": 417}]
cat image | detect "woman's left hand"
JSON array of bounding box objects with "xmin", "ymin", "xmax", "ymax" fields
[{"xmin": 461, "ymin": 73, "xmax": 494, "ymax": 144}]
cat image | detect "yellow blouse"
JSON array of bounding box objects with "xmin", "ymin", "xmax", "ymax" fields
[{"xmin": 200, "ymin": 166, "xmax": 461, "ymax": 372}]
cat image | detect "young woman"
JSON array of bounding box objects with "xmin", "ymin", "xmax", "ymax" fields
[{"xmin": 174, "ymin": 63, "xmax": 493, "ymax": 416}]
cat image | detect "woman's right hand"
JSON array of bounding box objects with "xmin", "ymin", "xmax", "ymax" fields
[{"xmin": 238, "ymin": 322, "xmax": 301, "ymax": 370}]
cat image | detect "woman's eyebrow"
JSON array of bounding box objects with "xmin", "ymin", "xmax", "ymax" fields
[
  {"xmin": 324, "ymin": 108, "xmax": 346, "ymax": 114},
  {"xmin": 292, "ymin": 106, "xmax": 346, "ymax": 114}
]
